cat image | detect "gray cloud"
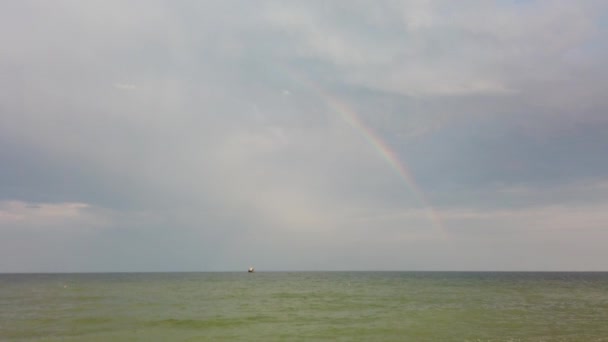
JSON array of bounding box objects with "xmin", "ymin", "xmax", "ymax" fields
[{"xmin": 1, "ymin": 0, "xmax": 608, "ymax": 271}]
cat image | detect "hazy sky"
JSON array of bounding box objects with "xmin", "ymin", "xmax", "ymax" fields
[{"xmin": 2, "ymin": 0, "xmax": 608, "ymax": 272}]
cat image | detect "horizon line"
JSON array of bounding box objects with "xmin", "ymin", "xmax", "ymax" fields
[{"xmin": 2, "ymin": 270, "xmax": 608, "ymax": 274}]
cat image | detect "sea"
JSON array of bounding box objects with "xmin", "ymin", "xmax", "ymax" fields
[{"xmin": 1, "ymin": 272, "xmax": 607, "ymax": 341}]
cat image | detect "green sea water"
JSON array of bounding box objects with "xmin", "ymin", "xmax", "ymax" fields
[{"xmin": 1, "ymin": 272, "xmax": 607, "ymax": 341}]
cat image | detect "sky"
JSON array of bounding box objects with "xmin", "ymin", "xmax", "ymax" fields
[{"xmin": 1, "ymin": 0, "xmax": 608, "ymax": 272}]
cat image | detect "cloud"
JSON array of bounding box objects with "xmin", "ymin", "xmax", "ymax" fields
[
  {"xmin": 0, "ymin": 200, "xmax": 108, "ymax": 230},
  {"xmin": 113, "ymin": 83, "xmax": 136, "ymax": 90},
  {"xmin": 264, "ymin": 1, "xmax": 605, "ymax": 99},
  {"xmin": 1, "ymin": 0, "xmax": 608, "ymax": 271}
]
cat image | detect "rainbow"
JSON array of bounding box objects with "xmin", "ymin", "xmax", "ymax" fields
[{"xmin": 288, "ymin": 73, "xmax": 446, "ymax": 237}]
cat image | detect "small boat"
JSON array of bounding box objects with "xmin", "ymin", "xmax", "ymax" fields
[{"xmin": 248, "ymin": 267, "xmax": 255, "ymax": 273}]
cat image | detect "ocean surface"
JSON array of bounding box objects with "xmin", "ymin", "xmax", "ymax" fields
[{"xmin": 1, "ymin": 272, "xmax": 607, "ymax": 341}]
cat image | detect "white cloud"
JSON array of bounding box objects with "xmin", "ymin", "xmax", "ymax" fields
[
  {"xmin": 0, "ymin": 200, "xmax": 113, "ymax": 231},
  {"xmin": 0, "ymin": 201, "xmax": 88, "ymax": 221},
  {"xmin": 441, "ymin": 202, "xmax": 608, "ymax": 232}
]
